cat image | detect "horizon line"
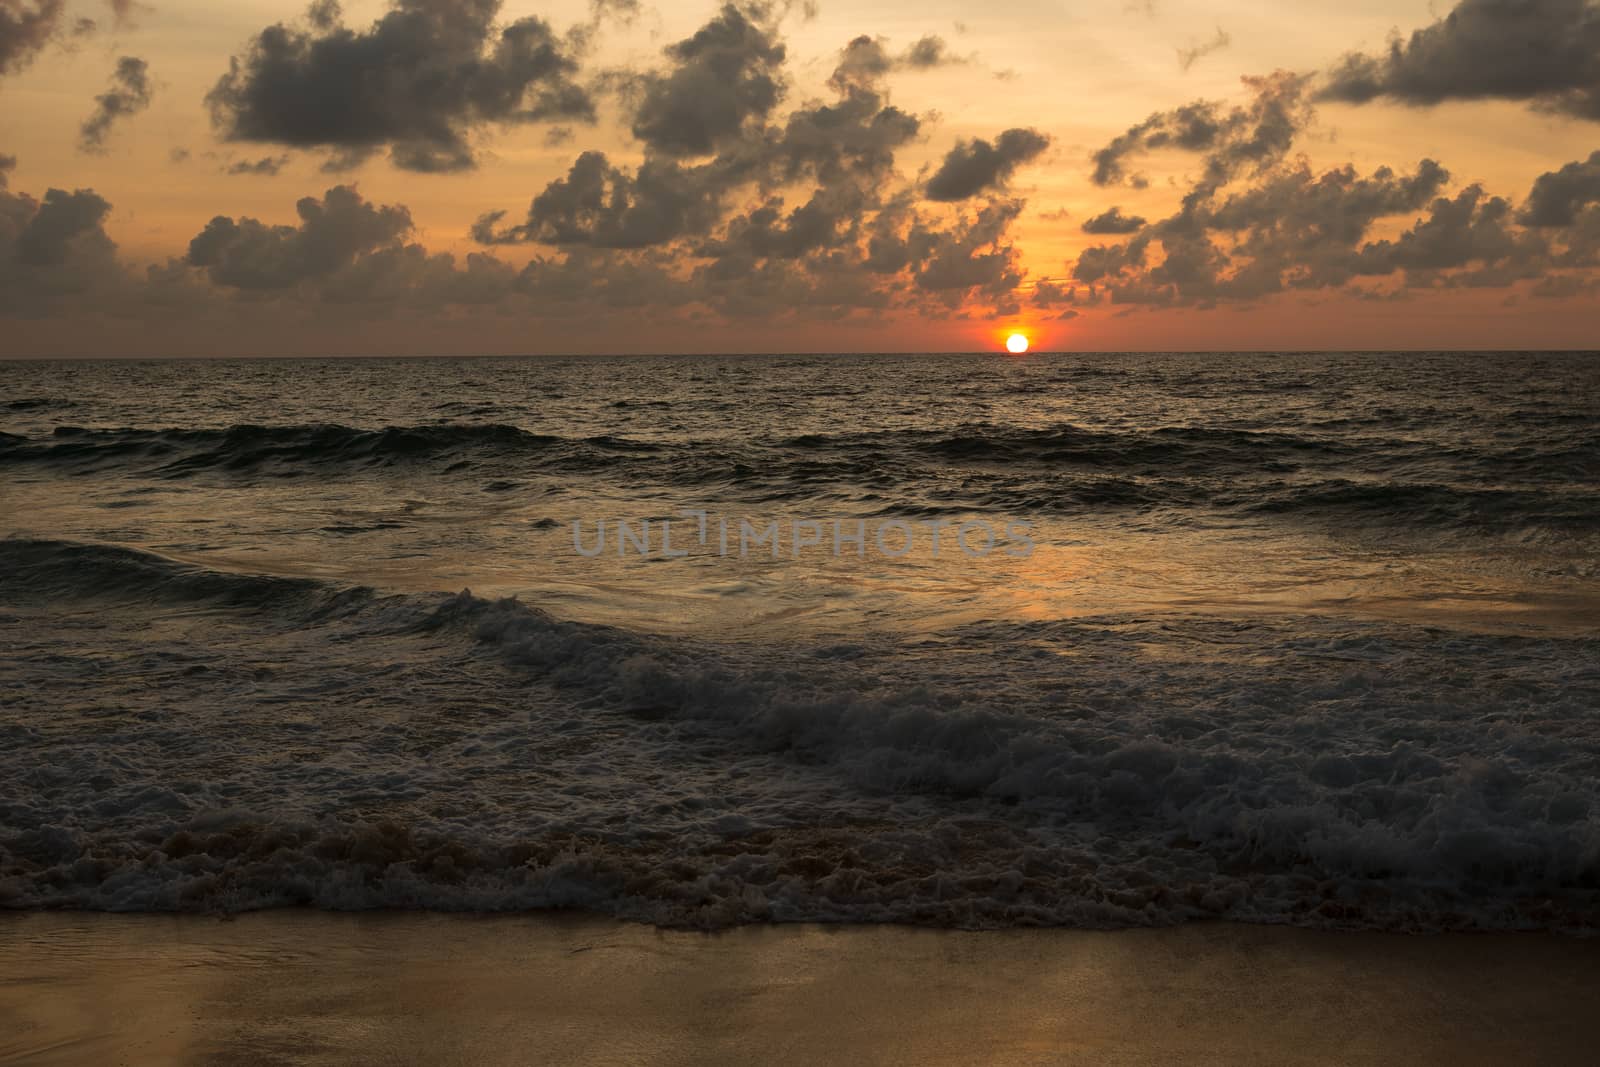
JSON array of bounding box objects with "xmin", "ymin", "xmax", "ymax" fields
[{"xmin": 5, "ymin": 348, "xmax": 1600, "ymax": 362}]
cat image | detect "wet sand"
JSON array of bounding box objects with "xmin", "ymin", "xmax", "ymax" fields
[{"xmin": 1, "ymin": 913, "xmax": 1596, "ymax": 1065}]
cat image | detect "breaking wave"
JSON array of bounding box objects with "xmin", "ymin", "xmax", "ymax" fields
[{"xmin": 3, "ymin": 539, "xmax": 1598, "ymax": 931}]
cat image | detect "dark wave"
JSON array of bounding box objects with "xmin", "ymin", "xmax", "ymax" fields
[
  {"xmin": 0, "ymin": 424, "xmax": 597, "ymax": 477},
  {"xmin": 1239, "ymin": 480, "xmax": 1600, "ymax": 534},
  {"xmin": 2, "ymin": 421, "xmax": 1596, "ymax": 534},
  {"xmin": 0, "ymin": 537, "xmax": 370, "ymax": 615},
  {"xmin": 5, "ymin": 397, "xmax": 75, "ymax": 412}
]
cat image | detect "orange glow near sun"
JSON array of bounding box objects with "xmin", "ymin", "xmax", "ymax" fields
[{"xmin": 1006, "ymin": 333, "xmax": 1029, "ymax": 354}]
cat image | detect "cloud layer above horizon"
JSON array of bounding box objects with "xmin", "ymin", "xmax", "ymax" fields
[{"xmin": 2, "ymin": 0, "xmax": 1599, "ymax": 351}]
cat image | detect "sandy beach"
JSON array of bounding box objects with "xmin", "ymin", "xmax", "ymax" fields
[{"xmin": 1, "ymin": 913, "xmax": 1596, "ymax": 1065}]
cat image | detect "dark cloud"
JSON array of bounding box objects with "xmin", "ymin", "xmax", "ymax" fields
[
  {"xmin": 186, "ymin": 185, "xmax": 413, "ymax": 289},
  {"xmin": 170, "ymin": 185, "xmax": 561, "ymax": 311},
  {"xmin": 14, "ymin": 188, "xmax": 112, "ymax": 266},
  {"xmin": 775, "ymin": 83, "xmax": 920, "ymax": 183},
  {"xmin": 1351, "ymin": 185, "xmax": 1535, "ymax": 281},
  {"xmin": 207, "ymin": 0, "xmax": 594, "ymax": 173},
  {"xmin": 902, "ymin": 35, "xmax": 962, "ymax": 69},
  {"xmin": 1207, "ymin": 160, "xmax": 1451, "ymax": 240},
  {"xmin": 829, "ymin": 35, "xmax": 893, "ymax": 88},
  {"xmin": 910, "ymin": 198, "xmax": 1024, "ymax": 296},
  {"xmin": 478, "ymin": 17, "xmax": 922, "ymax": 253},
  {"xmin": 0, "ymin": 0, "xmax": 62, "ymax": 77},
  {"xmin": 1520, "ymin": 151, "xmax": 1600, "ymax": 227},
  {"xmin": 226, "ymin": 155, "xmax": 289, "ymax": 176},
  {"xmin": 925, "ymin": 127, "xmax": 1050, "ymax": 201},
  {"xmin": 0, "ymin": 153, "xmax": 14, "ymax": 187},
  {"xmin": 472, "ymin": 151, "xmax": 727, "ymax": 249},
  {"xmin": 1069, "ymin": 60, "xmax": 1600, "ymax": 311},
  {"xmin": 0, "ymin": 179, "xmax": 129, "ymax": 315},
  {"xmin": 165, "ymin": 185, "xmax": 703, "ymax": 313},
  {"xmin": 469, "ymin": 14, "xmax": 1038, "ymax": 320},
  {"xmin": 4, "ymin": 13, "xmax": 1054, "ymax": 330},
  {"xmin": 828, "ymin": 34, "xmax": 967, "ymax": 92},
  {"xmin": 695, "ymin": 186, "xmax": 861, "ymax": 267},
  {"xmin": 1177, "ymin": 27, "xmax": 1229, "ymax": 73},
  {"xmin": 1081, "ymin": 206, "xmax": 1146, "ymax": 234},
  {"xmin": 79, "ymin": 56, "xmax": 152, "ymax": 153},
  {"xmin": 628, "ymin": 3, "xmax": 787, "ymax": 157},
  {"xmin": 1547, "ymin": 204, "xmax": 1600, "ymax": 269},
  {"xmin": 1029, "ymin": 278, "xmax": 1077, "ymax": 309},
  {"xmin": 1091, "ymin": 72, "xmax": 1311, "ymax": 191},
  {"xmin": 1320, "ymin": 0, "xmax": 1600, "ymax": 121},
  {"xmin": 1065, "ymin": 134, "xmax": 1575, "ymax": 307}
]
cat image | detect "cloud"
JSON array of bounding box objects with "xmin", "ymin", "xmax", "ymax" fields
[
  {"xmin": 1064, "ymin": 46, "xmax": 1600, "ymax": 314},
  {"xmin": 1520, "ymin": 150, "xmax": 1600, "ymax": 227},
  {"xmin": 0, "ymin": 153, "xmax": 13, "ymax": 187},
  {"xmin": 910, "ymin": 197, "xmax": 1024, "ymax": 296},
  {"xmin": 1071, "ymin": 157, "xmax": 1469, "ymax": 304},
  {"xmin": 1081, "ymin": 207, "xmax": 1147, "ymax": 234},
  {"xmin": 1320, "ymin": 0, "xmax": 1600, "ymax": 121},
  {"xmin": 78, "ymin": 56, "xmax": 152, "ymax": 153},
  {"xmin": 901, "ymin": 35, "xmax": 965, "ymax": 70},
  {"xmin": 627, "ymin": 3, "xmax": 787, "ymax": 157},
  {"xmin": 590, "ymin": 0, "xmax": 642, "ymax": 24},
  {"xmin": 698, "ymin": 186, "xmax": 861, "ymax": 262},
  {"xmin": 1177, "ymin": 27, "xmax": 1230, "ymax": 73},
  {"xmin": 827, "ymin": 34, "xmax": 968, "ymax": 93},
  {"xmin": 0, "ymin": 0, "xmax": 62, "ymax": 78},
  {"xmin": 4, "ymin": 11, "xmax": 1065, "ymax": 332},
  {"xmin": 473, "ymin": 151, "xmax": 728, "ymax": 248},
  {"xmin": 186, "ymin": 185, "xmax": 413, "ymax": 290},
  {"xmin": 473, "ymin": 7, "xmax": 1046, "ymax": 322},
  {"xmin": 477, "ymin": 15, "xmax": 922, "ymax": 252},
  {"xmin": 1350, "ymin": 185, "xmax": 1533, "ymax": 280},
  {"xmin": 469, "ymin": 15, "xmax": 1031, "ymax": 320},
  {"xmin": 207, "ymin": 0, "xmax": 594, "ymax": 173},
  {"xmin": 1091, "ymin": 72, "xmax": 1311, "ymax": 190},
  {"xmin": 1065, "ymin": 74, "xmax": 1600, "ymax": 311},
  {"xmin": 925, "ymin": 127, "xmax": 1050, "ymax": 201},
  {"xmin": 13, "ymin": 188, "xmax": 112, "ymax": 266},
  {"xmin": 226, "ymin": 155, "xmax": 290, "ymax": 176},
  {"xmin": 829, "ymin": 35, "xmax": 894, "ymax": 87},
  {"xmin": 0, "ymin": 179, "xmax": 131, "ymax": 315},
  {"xmin": 774, "ymin": 80, "xmax": 920, "ymax": 182},
  {"xmin": 165, "ymin": 183, "xmax": 701, "ymax": 313}
]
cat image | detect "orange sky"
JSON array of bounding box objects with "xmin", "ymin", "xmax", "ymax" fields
[{"xmin": 1, "ymin": 0, "xmax": 1597, "ymax": 355}]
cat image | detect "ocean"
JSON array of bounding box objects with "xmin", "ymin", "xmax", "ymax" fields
[{"xmin": 2, "ymin": 351, "xmax": 1597, "ymax": 931}]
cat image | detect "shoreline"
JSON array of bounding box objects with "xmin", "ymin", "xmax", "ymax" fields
[{"xmin": 3, "ymin": 912, "xmax": 1596, "ymax": 1065}]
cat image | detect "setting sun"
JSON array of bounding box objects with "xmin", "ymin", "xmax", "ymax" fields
[{"xmin": 1006, "ymin": 334, "xmax": 1029, "ymax": 354}]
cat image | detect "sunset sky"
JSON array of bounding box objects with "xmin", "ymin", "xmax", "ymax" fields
[{"xmin": 1, "ymin": 0, "xmax": 1597, "ymax": 355}]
